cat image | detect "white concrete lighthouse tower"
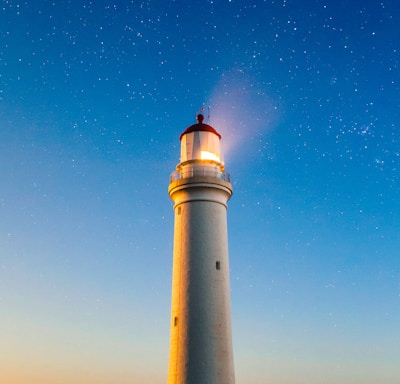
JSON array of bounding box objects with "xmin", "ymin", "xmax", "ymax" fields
[{"xmin": 167, "ymin": 114, "xmax": 235, "ymax": 384}]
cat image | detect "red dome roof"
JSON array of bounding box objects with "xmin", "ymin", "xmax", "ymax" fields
[{"xmin": 180, "ymin": 114, "xmax": 221, "ymax": 140}]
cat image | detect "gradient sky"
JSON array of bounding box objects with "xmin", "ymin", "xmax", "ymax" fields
[{"xmin": 1, "ymin": 1, "xmax": 399, "ymax": 383}]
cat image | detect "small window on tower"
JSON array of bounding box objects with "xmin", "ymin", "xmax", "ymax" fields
[
  {"xmin": 174, "ymin": 317, "xmax": 178, "ymax": 326},
  {"xmin": 216, "ymin": 261, "xmax": 221, "ymax": 270},
  {"xmin": 177, "ymin": 207, "xmax": 181, "ymax": 215}
]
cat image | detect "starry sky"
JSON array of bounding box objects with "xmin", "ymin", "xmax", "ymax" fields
[{"xmin": 1, "ymin": 1, "xmax": 399, "ymax": 383}]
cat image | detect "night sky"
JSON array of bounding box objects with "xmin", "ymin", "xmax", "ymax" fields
[{"xmin": 1, "ymin": 1, "xmax": 399, "ymax": 383}]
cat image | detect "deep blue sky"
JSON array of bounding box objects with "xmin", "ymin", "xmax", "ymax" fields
[{"xmin": 1, "ymin": 1, "xmax": 399, "ymax": 383}]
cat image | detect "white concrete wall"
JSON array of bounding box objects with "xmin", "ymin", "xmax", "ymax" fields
[{"xmin": 168, "ymin": 178, "xmax": 235, "ymax": 384}]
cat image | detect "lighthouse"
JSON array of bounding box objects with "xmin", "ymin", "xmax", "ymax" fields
[{"xmin": 167, "ymin": 114, "xmax": 235, "ymax": 384}]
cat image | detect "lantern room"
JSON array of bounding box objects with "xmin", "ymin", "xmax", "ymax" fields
[{"xmin": 179, "ymin": 114, "xmax": 224, "ymax": 170}]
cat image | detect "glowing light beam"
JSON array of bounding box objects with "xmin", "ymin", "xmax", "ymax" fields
[{"xmin": 200, "ymin": 150, "xmax": 220, "ymax": 162}]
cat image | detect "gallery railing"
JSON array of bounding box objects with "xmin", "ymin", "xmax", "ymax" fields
[{"xmin": 170, "ymin": 169, "xmax": 231, "ymax": 183}]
